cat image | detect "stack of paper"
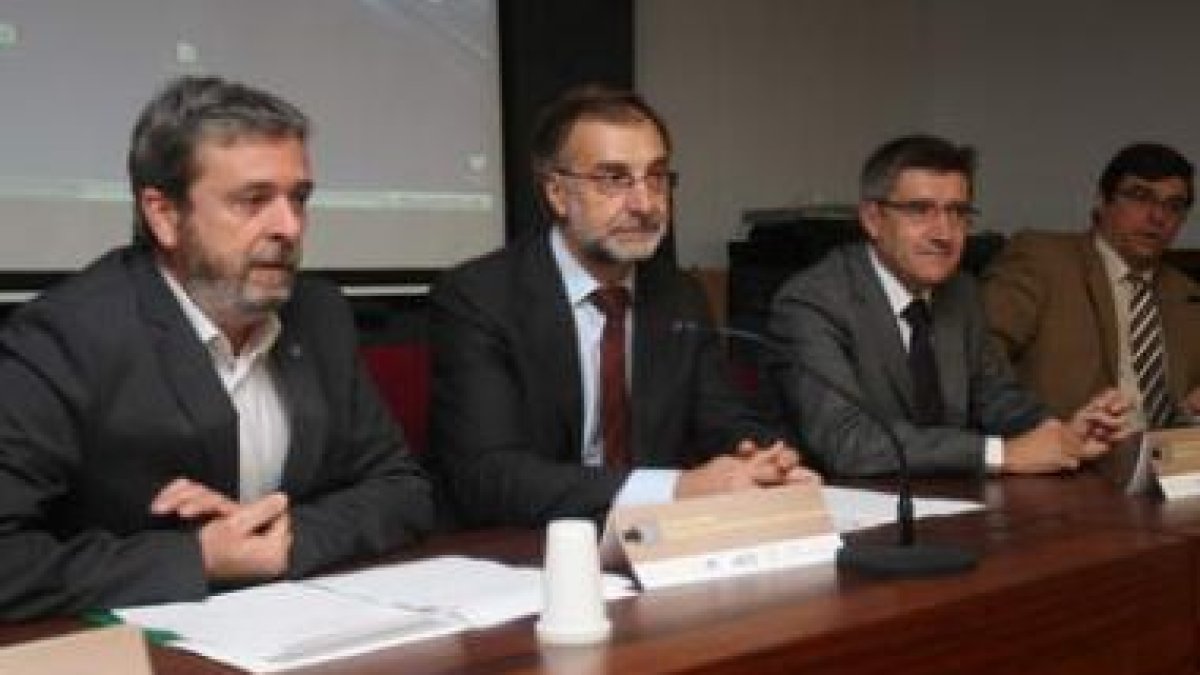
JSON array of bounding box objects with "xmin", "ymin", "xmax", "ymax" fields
[
  {"xmin": 116, "ymin": 556, "xmax": 635, "ymax": 673},
  {"xmin": 311, "ymin": 556, "xmax": 633, "ymax": 627}
]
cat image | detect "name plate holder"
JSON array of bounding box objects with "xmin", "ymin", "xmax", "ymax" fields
[
  {"xmin": 1148, "ymin": 428, "xmax": 1200, "ymax": 500},
  {"xmin": 604, "ymin": 484, "xmax": 841, "ymax": 590},
  {"xmin": 0, "ymin": 625, "xmax": 152, "ymax": 675}
]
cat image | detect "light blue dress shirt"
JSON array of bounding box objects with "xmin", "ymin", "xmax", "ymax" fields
[{"xmin": 549, "ymin": 228, "xmax": 678, "ymax": 505}]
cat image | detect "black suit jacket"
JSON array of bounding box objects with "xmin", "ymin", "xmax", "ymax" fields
[
  {"xmin": 429, "ymin": 229, "xmax": 776, "ymax": 526},
  {"xmin": 0, "ymin": 247, "xmax": 433, "ymax": 618},
  {"xmin": 768, "ymin": 243, "xmax": 1045, "ymax": 477}
]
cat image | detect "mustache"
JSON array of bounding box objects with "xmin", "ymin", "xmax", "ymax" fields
[
  {"xmin": 249, "ymin": 244, "xmax": 301, "ymax": 268},
  {"xmin": 921, "ymin": 239, "xmax": 957, "ymax": 254},
  {"xmin": 611, "ymin": 214, "xmax": 667, "ymax": 234},
  {"xmin": 1133, "ymin": 230, "xmax": 1166, "ymax": 241}
]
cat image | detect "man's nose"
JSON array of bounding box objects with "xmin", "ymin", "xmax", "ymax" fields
[
  {"xmin": 927, "ymin": 209, "xmax": 958, "ymax": 238},
  {"xmin": 623, "ymin": 179, "xmax": 655, "ymax": 212},
  {"xmin": 267, "ymin": 197, "xmax": 306, "ymax": 240},
  {"xmin": 1146, "ymin": 201, "xmax": 1174, "ymax": 227}
]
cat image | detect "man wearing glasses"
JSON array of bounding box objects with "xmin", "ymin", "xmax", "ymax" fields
[
  {"xmin": 768, "ymin": 135, "xmax": 1126, "ymax": 477},
  {"xmin": 984, "ymin": 143, "xmax": 1200, "ymax": 430},
  {"xmin": 429, "ymin": 84, "xmax": 816, "ymax": 527}
]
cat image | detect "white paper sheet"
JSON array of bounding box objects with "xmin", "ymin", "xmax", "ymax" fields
[
  {"xmin": 117, "ymin": 582, "xmax": 461, "ymax": 673},
  {"xmin": 820, "ymin": 485, "xmax": 984, "ymax": 533},
  {"xmin": 115, "ymin": 556, "xmax": 635, "ymax": 673},
  {"xmin": 310, "ymin": 555, "xmax": 633, "ymax": 627}
]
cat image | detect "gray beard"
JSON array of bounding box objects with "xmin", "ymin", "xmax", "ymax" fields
[
  {"xmin": 183, "ymin": 274, "xmax": 287, "ymax": 325},
  {"xmin": 575, "ymin": 224, "xmax": 665, "ymax": 266}
]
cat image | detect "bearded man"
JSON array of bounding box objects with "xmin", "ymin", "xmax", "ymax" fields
[
  {"xmin": 429, "ymin": 85, "xmax": 816, "ymax": 527},
  {"xmin": 0, "ymin": 76, "xmax": 432, "ymax": 618}
]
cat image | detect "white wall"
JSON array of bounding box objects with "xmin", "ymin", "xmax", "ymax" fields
[
  {"xmin": 923, "ymin": 0, "xmax": 1200, "ymax": 238},
  {"xmin": 637, "ymin": 0, "xmax": 1200, "ymax": 268}
]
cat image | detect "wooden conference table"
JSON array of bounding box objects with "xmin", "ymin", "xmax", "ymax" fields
[{"xmin": 1, "ymin": 472, "xmax": 1197, "ymax": 674}]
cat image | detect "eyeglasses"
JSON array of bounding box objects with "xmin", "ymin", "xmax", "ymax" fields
[
  {"xmin": 1115, "ymin": 186, "xmax": 1191, "ymax": 218},
  {"xmin": 554, "ymin": 167, "xmax": 678, "ymax": 198},
  {"xmin": 876, "ymin": 199, "xmax": 979, "ymax": 225}
]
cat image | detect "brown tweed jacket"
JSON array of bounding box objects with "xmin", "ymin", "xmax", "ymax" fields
[{"xmin": 982, "ymin": 229, "xmax": 1200, "ymax": 422}]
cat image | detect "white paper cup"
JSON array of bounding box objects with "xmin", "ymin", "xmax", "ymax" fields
[{"xmin": 536, "ymin": 519, "xmax": 612, "ymax": 645}]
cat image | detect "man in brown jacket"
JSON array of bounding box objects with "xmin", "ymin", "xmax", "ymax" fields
[{"xmin": 983, "ymin": 142, "xmax": 1200, "ymax": 429}]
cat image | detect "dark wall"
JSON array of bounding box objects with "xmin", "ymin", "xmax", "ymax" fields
[{"xmin": 499, "ymin": 0, "xmax": 634, "ymax": 240}]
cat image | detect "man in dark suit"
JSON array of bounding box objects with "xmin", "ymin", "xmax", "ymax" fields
[
  {"xmin": 0, "ymin": 76, "xmax": 432, "ymax": 619},
  {"xmin": 983, "ymin": 143, "xmax": 1200, "ymax": 429},
  {"xmin": 768, "ymin": 135, "xmax": 1127, "ymax": 478},
  {"xmin": 430, "ymin": 85, "xmax": 816, "ymax": 527}
]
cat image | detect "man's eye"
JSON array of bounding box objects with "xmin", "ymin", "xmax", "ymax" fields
[
  {"xmin": 903, "ymin": 202, "xmax": 935, "ymax": 216},
  {"xmin": 597, "ymin": 173, "xmax": 630, "ymax": 188},
  {"xmin": 235, "ymin": 193, "xmax": 271, "ymax": 210},
  {"xmin": 289, "ymin": 190, "xmax": 311, "ymax": 209}
]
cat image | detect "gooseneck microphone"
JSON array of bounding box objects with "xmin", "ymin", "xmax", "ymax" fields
[{"xmin": 673, "ymin": 320, "xmax": 977, "ymax": 578}]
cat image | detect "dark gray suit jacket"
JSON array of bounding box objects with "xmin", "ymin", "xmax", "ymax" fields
[
  {"xmin": 0, "ymin": 246, "xmax": 433, "ymax": 618},
  {"xmin": 767, "ymin": 243, "xmax": 1044, "ymax": 477},
  {"xmin": 429, "ymin": 228, "xmax": 777, "ymax": 527}
]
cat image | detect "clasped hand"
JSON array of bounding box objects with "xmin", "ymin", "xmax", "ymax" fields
[
  {"xmin": 150, "ymin": 477, "xmax": 292, "ymax": 582},
  {"xmin": 676, "ymin": 439, "xmax": 820, "ymax": 499}
]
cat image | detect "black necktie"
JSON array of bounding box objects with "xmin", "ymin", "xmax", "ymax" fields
[
  {"xmin": 902, "ymin": 298, "xmax": 945, "ymax": 426},
  {"xmin": 589, "ymin": 286, "xmax": 632, "ymax": 470}
]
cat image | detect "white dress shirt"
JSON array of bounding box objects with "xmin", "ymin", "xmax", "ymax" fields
[
  {"xmin": 160, "ymin": 267, "xmax": 290, "ymax": 502},
  {"xmin": 1094, "ymin": 235, "xmax": 1155, "ymax": 430},
  {"xmin": 867, "ymin": 249, "xmax": 1003, "ymax": 470}
]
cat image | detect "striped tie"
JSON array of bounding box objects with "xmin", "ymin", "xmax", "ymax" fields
[{"xmin": 1128, "ymin": 273, "xmax": 1175, "ymax": 428}]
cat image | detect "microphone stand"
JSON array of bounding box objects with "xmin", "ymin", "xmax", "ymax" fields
[{"xmin": 675, "ymin": 321, "xmax": 977, "ymax": 577}]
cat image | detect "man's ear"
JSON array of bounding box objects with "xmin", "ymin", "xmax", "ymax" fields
[
  {"xmin": 858, "ymin": 201, "xmax": 881, "ymax": 241},
  {"xmin": 542, "ymin": 175, "xmax": 568, "ymax": 221},
  {"xmin": 139, "ymin": 188, "xmax": 182, "ymax": 250}
]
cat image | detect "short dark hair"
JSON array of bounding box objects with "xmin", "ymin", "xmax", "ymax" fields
[
  {"xmin": 1098, "ymin": 142, "xmax": 1193, "ymax": 206},
  {"xmin": 127, "ymin": 75, "xmax": 309, "ymax": 247},
  {"xmin": 860, "ymin": 134, "xmax": 976, "ymax": 202},
  {"xmin": 529, "ymin": 83, "xmax": 671, "ymax": 180}
]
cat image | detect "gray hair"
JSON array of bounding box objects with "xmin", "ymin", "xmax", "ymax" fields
[
  {"xmin": 860, "ymin": 134, "xmax": 975, "ymax": 202},
  {"xmin": 128, "ymin": 76, "xmax": 309, "ymax": 247}
]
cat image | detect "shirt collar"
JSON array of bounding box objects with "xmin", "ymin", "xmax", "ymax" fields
[
  {"xmin": 1093, "ymin": 232, "xmax": 1149, "ymax": 285},
  {"xmin": 549, "ymin": 227, "xmax": 634, "ymax": 307},
  {"xmin": 867, "ymin": 246, "xmax": 925, "ymax": 316},
  {"xmin": 157, "ymin": 264, "xmax": 281, "ymax": 360}
]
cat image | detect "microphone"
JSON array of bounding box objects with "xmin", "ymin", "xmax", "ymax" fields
[{"xmin": 673, "ymin": 319, "xmax": 977, "ymax": 578}]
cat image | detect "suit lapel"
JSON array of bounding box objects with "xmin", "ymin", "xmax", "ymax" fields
[
  {"xmin": 930, "ymin": 286, "xmax": 968, "ymax": 424},
  {"xmin": 630, "ymin": 262, "xmax": 673, "ymax": 463},
  {"xmin": 848, "ymin": 246, "xmax": 915, "ymax": 416},
  {"xmin": 272, "ymin": 322, "xmax": 327, "ymax": 492},
  {"xmin": 130, "ymin": 253, "xmax": 239, "ymax": 498},
  {"xmin": 1157, "ymin": 270, "xmax": 1194, "ymax": 399},
  {"xmin": 521, "ymin": 233, "xmax": 585, "ymax": 460},
  {"xmin": 1080, "ymin": 236, "xmax": 1120, "ymax": 382}
]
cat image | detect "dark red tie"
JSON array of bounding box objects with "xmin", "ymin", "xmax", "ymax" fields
[{"xmin": 590, "ymin": 286, "xmax": 632, "ymax": 470}]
